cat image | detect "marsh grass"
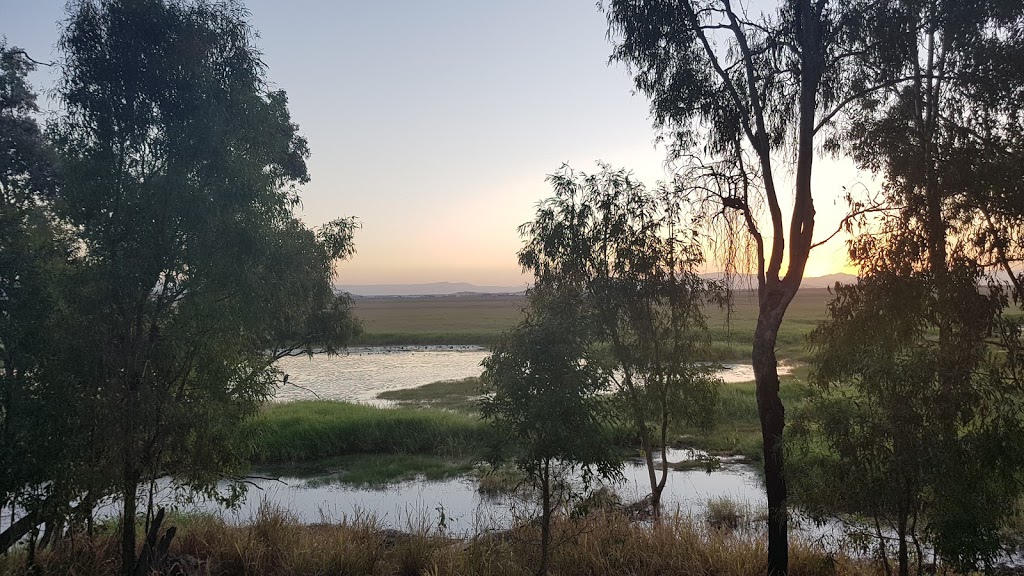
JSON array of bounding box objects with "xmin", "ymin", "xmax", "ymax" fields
[
  {"xmin": 0, "ymin": 504, "xmax": 884, "ymax": 576},
  {"xmin": 261, "ymin": 453, "xmax": 476, "ymax": 486},
  {"xmin": 704, "ymin": 497, "xmax": 766, "ymax": 533},
  {"xmin": 377, "ymin": 377, "xmax": 483, "ymax": 412},
  {"xmin": 251, "ymin": 401, "xmax": 490, "ymax": 464},
  {"xmin": 669, "ymin": 367, "xmax": 814, "ymax": 460},
  {"xmin": 475, "ymin": 464, "xmax": 530, "ymax": 496}
]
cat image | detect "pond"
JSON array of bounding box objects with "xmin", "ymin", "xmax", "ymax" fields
[
  {"xmin": 273, "ymin": 346, "xmax": 793, "ymax": 403},
  {"xmin": 169, "ymin": 449, "xmax": 769, "ymax": 537}
]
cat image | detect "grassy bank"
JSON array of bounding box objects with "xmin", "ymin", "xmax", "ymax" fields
[
  {"xmin": 249, "ymin": 401, "xmax": 498, "ymax": 485},
  {"xmin": 0, "ymin": 506, "xmax": 879, "ymax": 576},
  {"xmin": 247, "ymin": 366, "xmax": 811, "ymax": 487},
  {"xmin": 681, "ymin": 366, "xmax": 815, "ymax": 460},
  {"xmin": 364, "ymin": 368, "xmax": 815, "ymax": 465},
  {"xmin": 376, "ymin": 377, "xmax": 482, "ymax": 412},
  {"xmin": 251, "ymin": 401, "xmax": 489, "ymax": 464}
]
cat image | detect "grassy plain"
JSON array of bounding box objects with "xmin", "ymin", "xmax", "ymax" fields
[
  {"xmin": 249, "ymin": 401, "xmax": 494, "ymax": 485},
  {"xmin": 351, "ymin": 293, "xmax": 525, "ymax": 348},
  {"xmin": 351, "ymin": 288, "xmax": 835, "ymax": 362}
]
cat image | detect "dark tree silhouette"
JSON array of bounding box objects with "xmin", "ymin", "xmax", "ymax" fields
[{"xmin": 49, "ymin": 1, "xmax": 361, "ymax": 573}]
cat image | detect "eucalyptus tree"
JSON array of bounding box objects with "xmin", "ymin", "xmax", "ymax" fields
[
  {"xmin": 481, "ymin": 285, "xmax": 621, "ymax": 576},
  {"xmin": 792, "ymin": 256, "xmax": 1024, "ymax": 575},
  {"xmin": 839, "ymin": 0, "xmax": 1024, "ymax": 290},
  {"xmin": 51, "ymin": 1, "xmax": 360, "ymax": 574},
  {"xmin": 0, "ymin": 43, "xmax": 83, "ymax": 555},
  {"xmin": 602, "ymin": 1, "xmax": 971, "ymax": 571},
  {"xmin": 518, "ymin": 164, "xmax": 722, "ymax": 519},
  {"xmin": 789, "ymin": 2, "xmax": 1024, "ymax": 572},
  {"xmin": 604, "ymin": 5, "xmax": 836, "ymax": 569}
]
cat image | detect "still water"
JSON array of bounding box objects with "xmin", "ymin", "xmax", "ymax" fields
[
  {"xmin": 184, "ymin": 450, "xmax": 767, "ymax": 537},
  {"xmin": 273, "ymin": 346, "xmax": 792, "ymax": 403}
]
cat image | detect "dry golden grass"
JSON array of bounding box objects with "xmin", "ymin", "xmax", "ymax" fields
[{"xmin": 1, "ymin": 505, "xmax": 888, "ymax": 576}]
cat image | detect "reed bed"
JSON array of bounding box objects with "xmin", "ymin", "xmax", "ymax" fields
[
  {"xmin": 0, "ymin": 504, "xmax": 882, "ymax": 576},
  {"xmin": 251, "ymin": 401, "xmax": 491, "ymax": 463}
]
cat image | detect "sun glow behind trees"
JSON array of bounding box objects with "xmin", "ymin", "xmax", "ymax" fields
[{"xmin": 4, "ymin": 0, "xmax": 870, "ymax": 287}]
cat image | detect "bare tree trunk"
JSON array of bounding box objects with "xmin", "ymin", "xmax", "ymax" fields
[
  {"xmin": 120, "ymin": 460, "xmax": 139, "ymax": 576},
  {"xmin": 753, "ymin": 307, "xmax": 788, "ymax": 575},
  {"xmin": 537, "ymin": 458, "xmax": 551, "ymax": 576},
  {"xmin": 898, "ymin": 513, "xmax": 910, "ymax": 576},
  {"xmin": 0, "ymin": 510, "xmax": 40, "ymax": 555},
  {"xmin": 639, "ymin": 429, "xmax": 661, "ymax": 520}
]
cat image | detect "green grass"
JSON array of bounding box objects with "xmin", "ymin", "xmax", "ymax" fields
[
  {"xmin": 668, "ymin": 367, "xmax": 815, "ymax": 461},
  {"xmin": 355, "ymin": 366, "xmax": 815, "ymax": 467},
  {"xmin": 250, "ymin": 401, "xmax": 490, "ymax": 464},
  {"xmin": 351, "ymin": 295, "xmax": 524, "ymax": 348},
  {"xmin": 377, "ymin": 377, "xmax": 483, "ymax": 412},
  {"xmin": 350, "ymin": 289, "xmax": 835, "ymax": 362}
]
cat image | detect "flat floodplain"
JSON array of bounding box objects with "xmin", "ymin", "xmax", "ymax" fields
[
  {"xmin": 351, "ymin": 293, "xmax": 527, "ymax": 347},
  {"xmin": 350, "ymin": 288, "xmax": 837, "ymax": 361}
]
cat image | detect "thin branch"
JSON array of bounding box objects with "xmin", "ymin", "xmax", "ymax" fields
[
  {"xmin": 810, "ymin": 204, "xmax": 894, "ymax": 250},
  {"xmin": 6, "ymin": 49, "xmax": 55, "ymax": 68},
  {"xmin": 279, "ymin": 373, "xmax": 323, "ymax": 401}
]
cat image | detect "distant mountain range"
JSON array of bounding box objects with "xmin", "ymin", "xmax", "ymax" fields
[
  {"xmin": 336, "ymin": 274, "xmax": 859, "ymax": 297},
  {"xmin": 337, "ymin": 282, "xmax": 527, "ymax": 297},
  {"xmin": 700, "ymin": 272, "xmax": 858, "ymax": 289}
]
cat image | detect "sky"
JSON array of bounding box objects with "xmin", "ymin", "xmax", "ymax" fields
[{"xmin": 2, "ymin": 0, "xmax": 866, "ymax": 286}]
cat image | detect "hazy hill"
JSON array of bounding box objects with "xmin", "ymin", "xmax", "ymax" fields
[
  {"xmin": 337, "ymin": 275, "xmax": 859, "ymax": 297},
  {"xmin": 699, "ymin": 272, "xmax": 858, "ymax": 289},
  {"xmin": 337, "ymin": 282, "xmax": 527, "ymax": 297}
]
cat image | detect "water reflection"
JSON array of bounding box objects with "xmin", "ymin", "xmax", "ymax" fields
[
  {"xmin": 274, "ymin": 347, "xmax": 794, "ymax": 403},
  {"xmin": 188, "ymin": 458, "xmax": 764, "ymax": 537}
]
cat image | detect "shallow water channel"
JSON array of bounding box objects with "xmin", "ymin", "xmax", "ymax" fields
[
  {"xmin": 197, "ymin": 349, "xmax": 798, "ymax": 536},
  {"xmin": 273, "ymin": 345, "xmax": 791, "ymax": 404},
  {"xmin": 182, "ymin": 450, "xmax": 767, "ymax": 538},
  {"xmin": 6, "ymin": 349, "xmax": 810, "ymax": 544}
]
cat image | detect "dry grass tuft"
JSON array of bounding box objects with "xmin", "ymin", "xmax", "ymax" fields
[{"xmin": 0, "ymin": 501, "xmax": 885, "ymax": 576}]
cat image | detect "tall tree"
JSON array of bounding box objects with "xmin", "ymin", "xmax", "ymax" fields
[
  {"xmin": 517, "ymin": 164, "xmax": 721, "ymax": 519},
  {"xmin": 605, "ymin": 2, "xmax": 856, "ymax": 571},
  {"xmin": 792, "ymin": 258, "xmax": 1024, "ymax": 575},
  {"xmin": 790, "ymin": 2, "xmax": 1024, "ymax": 572},
  {"xmin": 50, "ymin": 1, "xmax": 360, "ymax": 573},
  {"xmin": 0, "ymin": 43, "xmax": 86, "ymax": 555},
  {"xmin": 839, "ymin": 0, "xmax": 1024, "ymax": 296}
]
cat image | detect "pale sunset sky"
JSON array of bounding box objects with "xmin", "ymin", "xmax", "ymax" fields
[{"xmin": 4, "ymin": 0, "xmax": 865, "ymax": 286}]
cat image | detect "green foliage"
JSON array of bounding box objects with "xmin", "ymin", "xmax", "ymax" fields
[
  {"xmin": 791, "ymin": 266, "xmax": 1024, "ymax": 573},
  {"xmin": 481, "ymin": 287, "xmax": 621, "ymax": 481},
  {"xmin": 788, "ymin": 3, "xmax": 1024, "ymax": 574},
  {"xmin": 517, "ymin": 163, "xmax": 722, "ymax": 514},
  {"xmin": 0, "ymin": 0, "xmax": 360, "ymax": 568},
  {"xmin": 481, "ymin": 285, "xmax": 622, "ymax": 574},
  {"xmin": 0, "ymin": 42, "xmax": 89, "ymax": 545}
]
